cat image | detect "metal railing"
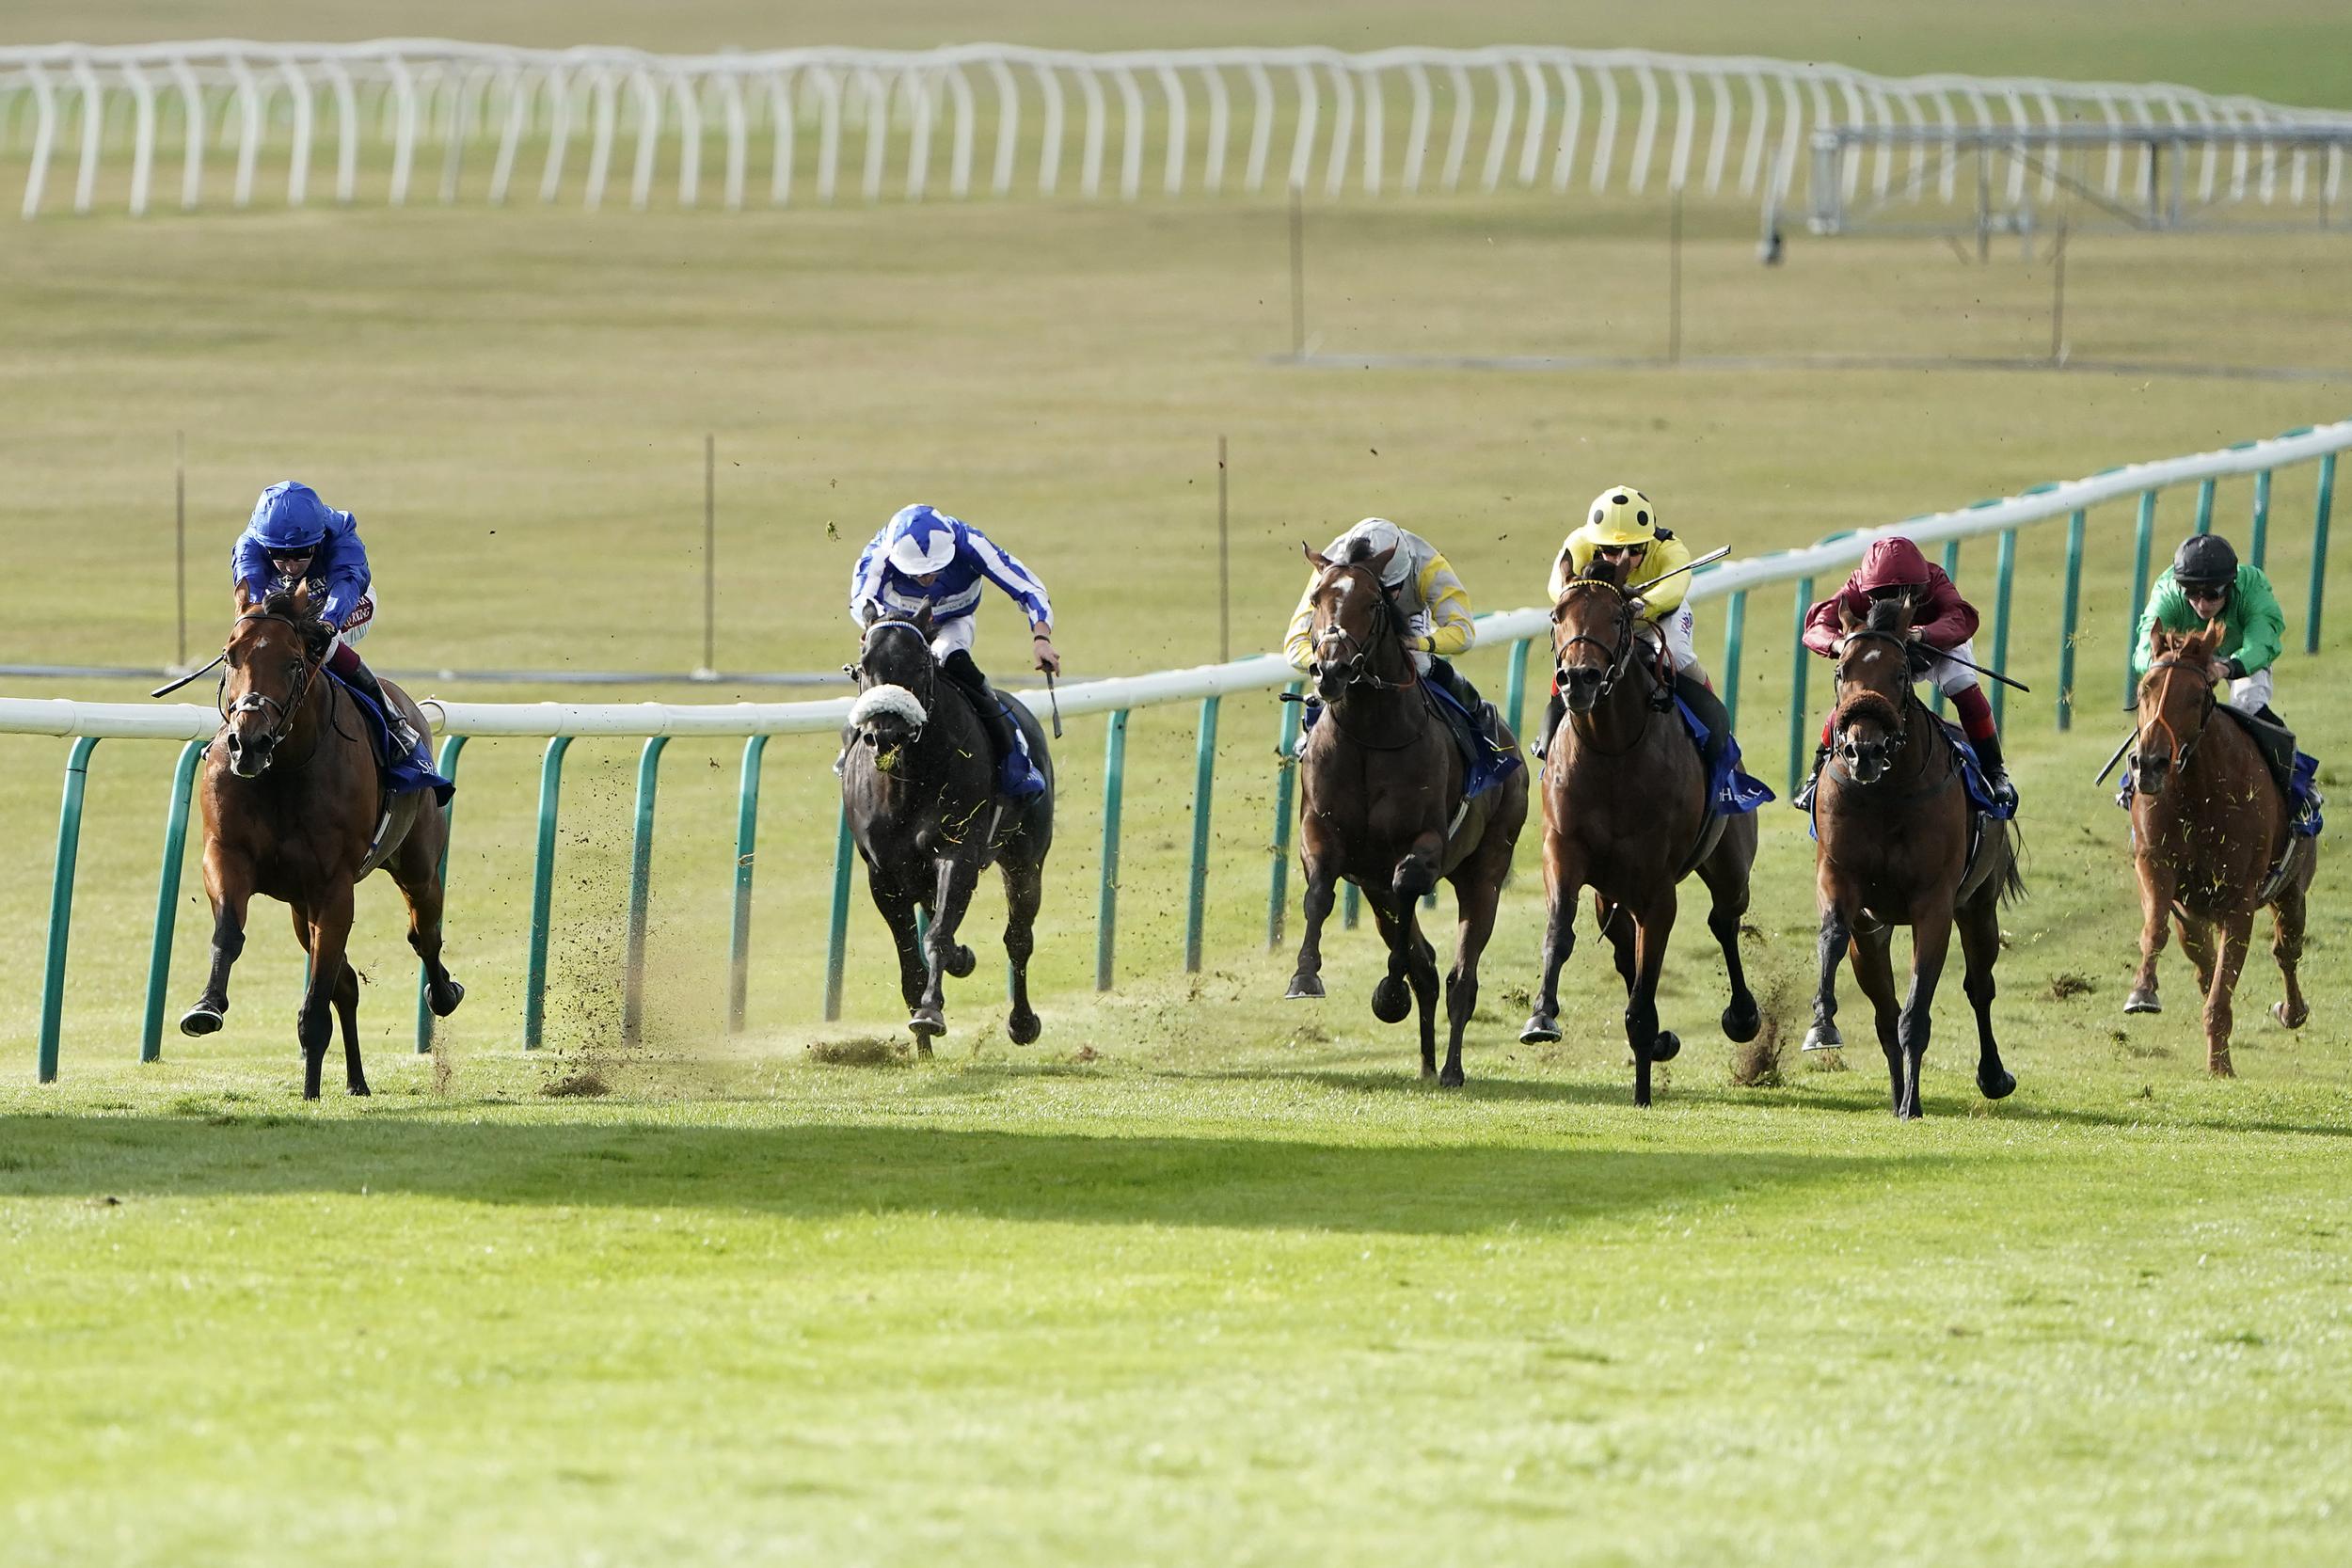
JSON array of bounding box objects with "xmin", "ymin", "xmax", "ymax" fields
[
  {"xmin": 4, "ymin": 418, "xmax": 2342, "ymax": 1080},
  {"xmin": 6, "ymin": 39, "xmax": 2345, "ymax": 219}
]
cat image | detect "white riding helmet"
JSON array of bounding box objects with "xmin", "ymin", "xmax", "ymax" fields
[
  {"xmin": 884, "ymin": 503, "xmax": 960, "ymax": 576},
  {"xmin": 1336, "ymin": 516, "xmax": 1410, "ymax": 586}
]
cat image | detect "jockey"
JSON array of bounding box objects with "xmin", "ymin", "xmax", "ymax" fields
[
  {"xmin": 2131, "ymin": 532, "xmax": 2315, "ymax": 827},
  {"xmin": 230, "ymin": 482, "xmax": 423, "ymax": 760},
  {"xmin": 1534, "ymin": 484, "xmax": 1728, "ymax": 768},
  {"xmin": 1793, "ymin": 535, "xmax": 2014, "ymax": 813},
  {"xmin": 849, "ymin": 503, "xmax": 1059, "ymax": 800},
  {"xmin": 1284, "ymin": 516, "xmax": 1503, "ymax": 740}
]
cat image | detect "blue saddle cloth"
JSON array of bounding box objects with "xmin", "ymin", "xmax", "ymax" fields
[
  {"xmin": 1945, "ymin": 720, "xmax": 2016, "ymax": 821},
  {"xmin": 1298, "ymin": 683, "xmax": 1523, "ymax": 801},
  {"xmin": 1677, "ymin": 697, "xmax": 1773, "ymax": 816},
  {"xmin": 328, "ymin": 669, "xmax": 454, "ymax": 805}
]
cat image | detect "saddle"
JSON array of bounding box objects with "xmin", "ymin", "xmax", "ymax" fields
[
  {"xmin": 323, "ymin": 669, "xmax": 454, "ymax": 875},
  {"xmin": 1421, "ymin": 682, "xmax": 1520, "ymax": 801}
]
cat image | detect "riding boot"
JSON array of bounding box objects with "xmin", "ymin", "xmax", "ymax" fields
[
  {"xmin": 1425, "ymin": 657, "xmax": 1503, "ymax": 749},
  {"xmin": 1531, "ymin": 689, "xmax": 1566, "ymax": 761},
  {"xmin": 335, "ymin": 652, "xmax": 423, "ymax": 760},
  {"xmin": 1791, "ymin": 744, "xmax": 1831, "ymax": 811},
  {"xmin": 2246, "ymin": 706, "xmax": 2309, "ymax": 818},
  {"xmin": 1972, "ymin": 730, "xmax": 2018, "ymax": 814},
  {"xmin": 942, "ymin": 651, "xmax": 1044, "ymax": 799},
  {"xmin": 1673, "ymin": 673, "xmax": 1731, "ymax": 784}
]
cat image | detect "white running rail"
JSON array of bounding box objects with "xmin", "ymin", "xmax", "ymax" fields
[{"xmin": 5, "ymin": 39, "xmax": 2345, "ymax": 218}]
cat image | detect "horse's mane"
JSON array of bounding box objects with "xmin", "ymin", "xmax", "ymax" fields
[
  {"xmin": 252, "ymin": 589, "xmax": 335, "ymax": 656},
  {"xmin": 1580, "ymin": 558, "xmax": 1629, "ymax": 588},
  {"xmin": 1865, "ymin": 594, "xmax": 1910, "ymax": 634},
  {"xmin": 1339, "ymin": 536, "xmax": 1380, "ymax": 566}
]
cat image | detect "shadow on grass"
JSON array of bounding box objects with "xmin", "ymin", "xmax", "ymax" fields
[{"xmin": 0, "ymin": 1113, "xmax": 1931, "ymax": 1236}]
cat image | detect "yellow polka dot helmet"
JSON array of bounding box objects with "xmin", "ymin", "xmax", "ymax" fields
[{"xmin": 1583, "ymin": 485, "xmax": 1661, "ymax": 548}]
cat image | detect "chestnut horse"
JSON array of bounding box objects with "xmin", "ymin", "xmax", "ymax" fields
[
  {"xmin": 1519, "ymin": 574, "xmax": 1762, "ymax": 1106},
  {"xmin": 1284, "ymin": 542, "xmax": 1528, "ymax": 1086},
  {"xmin": 1804, "ymin": 595, "xmax": 2022, "ymax": 1118},
  {"xmin": 2122, "ymin": 622, "xmax": 2315, "ymax": 1074},
  {"xmin": 181, "ymin": 590, "xmax": 463, "ymax": 1098}
]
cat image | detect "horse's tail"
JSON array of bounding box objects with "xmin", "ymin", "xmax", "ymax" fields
[{"xmin": 1997, "ymin": 820, "xmax": 2028, "ymax": 906}]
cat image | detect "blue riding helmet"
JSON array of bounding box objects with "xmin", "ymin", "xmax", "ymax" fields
[{"xmin": 248, "ymin": 482, "xmax": 335, "ymax": 554}]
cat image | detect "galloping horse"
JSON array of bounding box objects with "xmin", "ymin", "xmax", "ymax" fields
[
  {"xmin": 841, "ymin": 611, "xmax": 1053, "ymax": 1050},
  {"xmin": 1805, "ymin": 595, "xmax": 2022, "ymax": 1118},
  {"xmin": 2122, "ymin": 623, "xmax": 2315, "ymax": 1074},
  {"xmin": 181, "ymin": 590, "xmax": 462, "ymax": 1098},
  {"xmin": 1284, "ymin": 542, "xmax": 1527, "ymax": 1086},
  {"xmin": 1519, "ymin": 573, "xmax": 1761, "ymax": 1106}
]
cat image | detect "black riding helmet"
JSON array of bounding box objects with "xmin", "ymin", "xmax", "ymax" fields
[{"xmin": 2172, "ymin": 533, "xmax": 2239, "ymax": 594}]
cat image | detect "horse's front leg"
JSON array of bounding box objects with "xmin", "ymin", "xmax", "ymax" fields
[
  {"xmin": 1520, "ymin": 835, "xmax": 1580, "ymax": 1045},
  {"xmin": 1892, "ymin": 897, "xmax": 1956, "ymax": 1119},
  {"xmin": 1286, "ymin": 837, "xmax": 1341, "ymax": 1001},
  {"xmin": 2201, "ymin": 911, "xmax": 2255, "ymax": 1078},
  {"xmin": 298, "ymin": 884, "xmax": 358, "ymax": 1101},
  {"xmin": 911, "ymin": 851, "xmax": 983, "ymax": 1053},
  {"xmin": 1805, "ymin": 876, "xmax": 1854, "ymax": 1053},
  {"xmin": 2126, "ymin": 849, "xmax": 2177, "ymax": 1014},
  {"xmin": 1392, "ymin": 836, "xmax": 1445, "ymax": 1078},
  {"xmin": 181, "ymin": 847, "xmax": 253, "ymax": 1037}
]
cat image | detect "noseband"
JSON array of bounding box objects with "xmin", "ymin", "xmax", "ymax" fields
[
  {"xmin": 855, "ymin": 618, "xmax": 938, "ymax": 736},
  {"xmin": 1830, "ymin": 626, "xmax": 1920, "ymax": 770},
  {"xmin": 2134, "ymin": 655, "xmax": 2217, "ymax": 780},
  {"xmin": 1552, "ymin": 580, "xmax": 1639, "ymax": 700},
  {"xmin": 220, "ymin": 610, "xmax": 326, "ymax": 753},
  {"xmin": 1311, "ymin": 564, "xmax": 1416, "ymax": 691}
]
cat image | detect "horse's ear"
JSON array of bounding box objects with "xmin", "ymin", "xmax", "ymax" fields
[
  {"xmin": 2148, "ymin": 626, "xmax": 2172, "ymax": 658},
  {"xmin": 913, "ymin": 607, "xmax": 933, "ymax": 637},
  {"xmin": 2200, "ymin": 616, "xmax": 2228, "ymax": 648},
  {"xmin": 860, "ymin": 602, "xmax": 882, "ymax": 627},
  {"xmin": 1302, "ymin": 541, "xmax": 1332, "ymax": 570},
  {"xmin": 233, "ymin": 581, "xmax": 258, "ymax": 614},
  {"xmin": 1838, "ymin": 601, "xmax": 1863, "ymax": 633},
  {"xmin": 1363, "ymin": 545, "xmax": 1397, "ymax": 583}
]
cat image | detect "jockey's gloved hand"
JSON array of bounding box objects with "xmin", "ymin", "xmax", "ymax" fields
[
  {"xmin": 1627, "ymin": 596, "xmax": 1647, "ymax": 620},
  {"xmin": 1032, "ymin": 630, "xmax": 1061, "ymax": 675}
]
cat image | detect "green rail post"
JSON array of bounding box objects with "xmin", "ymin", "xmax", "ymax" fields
[
  {"xmin": 1184, "ymin": 697, "xmax": 1218, "ymax": 973},
  {"xmin": 139, "ymin": 738, "xmax": 205, "ymax": 1064},
  {"xmin": 1268, "ymin": 683, "xmax": 1303, "ymax": 948},
  {"xmin": 2126, "ymin": 489, "xmax": 2156, "ymax": 705},
  {"xmin": 36, "ymin": 736, "xmax": 100, "ymax": 1084},
  {"xmin": 414, "ymin": 733, "xmax": 467, "ymax": 1053},
  {"xmin": 1787, "ymin": 578, "xmax": 1814, "ymax": 800},
  {"xmin": 620, "ymin": 736, "xmax": 670, "ymax": 1046},
  {"xmin": 726, "ymin": 734, "xmax": 769, "ymax": 1033},
  {"xmin": 824, "ymin": 799, "xmax": 853, "ymax": 1022},
  {"xmin": 1721, "ymin": 589, "xmax": 1747, "ymax": 732},
  {"xmin": 2310, "ymin": 452, "xmax": 2336, "ymax": 655},
  {"xmin": 521, "ymin": 734, "xmax": 573, "ymax": 1050},
  {"xmin": 2193, "ymin": 477, "xmax": 2215, "ymax": 534},
  {"xmin": 1503, "ymin": 636, "xmax": 1532, "ymax": 743},
  {"xmin": 1343, "ymin": 880, "xmax": 1360, "ymax": 928},
  {"xmin": 1097, "ymin": 708, "xmax": 1129, "ymax": 990},
  {"xmin": 2057, "ymin": 509, "xmax": 2086, "ymax": 731},
  {"xmin": 2250, "ymin": 469, "xmax": 2271, "ymax": 569},
  {"xmin": 1991, "ymin": 529, "xmax": 2017, "ymax": 728}
]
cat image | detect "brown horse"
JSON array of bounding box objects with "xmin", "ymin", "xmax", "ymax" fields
[
  {"xmin": 2122, "ymin": 622, "xmax": 2315, "ymax": 1074},
  {"xmin": 1519, "ymin": 574, "xmax": 1762, "ymax": 1106},
  {"xmin": 179, "ymin": 590, "xmax": 462, "ymax": 1098},
  {"xmin": 1284, "ymin": 542, "xmax": 1528, "ymax": 1085},
  {"xmin": 1805, "ymin": 594, "xmax": 2022, "ymax": 1118}
]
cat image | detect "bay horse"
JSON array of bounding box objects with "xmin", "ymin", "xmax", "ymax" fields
[
  {"xmin": 1283, "ymin": 542, "xmax": 1528, "ymax": 1086},
  {"xmin": 1518, "ymin": 572, "xmax": 1761, "ymax": 1106},
  {"xmin": 2122, "ymin": 622, "xmax": 2315, "ymax": 1074},
  {"xmin": 181, "ymin": 589, "xmax": 463, "ymax": 1099},
  {"xmin": 1805, "ymin": 594, "xmax": 2022, "ymax": 1118},
  {"xmin": 841, "ymin": 611, "xmax": 1052, "ymax": 1050}
]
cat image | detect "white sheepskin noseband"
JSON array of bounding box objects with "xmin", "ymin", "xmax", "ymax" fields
[{"xmin": 850, "ymin": 684, "xmax": 928, "ymax": 731}]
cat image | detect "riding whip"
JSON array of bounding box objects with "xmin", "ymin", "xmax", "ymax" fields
[
  {"xmin": 1915, "ymin": 643, "xmax": 2033, "ymax": 694},
  {"xmin": 1044, "ymin": 671, "xmax": 1063, "ymax": 739},
  {"xmin": 150, "ymin": 652, "xmax": 225, "ymax": 698},
  {"xmin": 1627, "ymin": 544, "xmax": 1732, "ymax": 598},
  {"xmin": 2093, "ymin": 728, "xmax": 2137, "ymax": 785}
]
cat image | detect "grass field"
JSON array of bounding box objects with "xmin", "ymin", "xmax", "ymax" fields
[{"xmin": 6, "ymin": 4, "xmax": 2352, "ymax": 1562}]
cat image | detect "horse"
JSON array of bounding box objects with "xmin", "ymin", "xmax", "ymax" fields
[
  {"xmin": 2122, "ymin": 622, "xmax": 2315, "ymax": 1074},
  {"xmin": 840, "ymin": 611, "xmax": 1053, "ymax": 1051},
  {"xmin": 1518, "ymin": 572, "xmax": 1761, "ymax": 1106},
  {"xmin": 1283, "ymin": 542, "xmax": 1528, "ymax": 1086},
  {"xmin": 1804, "ymin": 594, "xmax": 2022, "ymax": 1118},
  {"xmin": 180, "ymin": 589, "xmax": 463, "ymax": 1099}
]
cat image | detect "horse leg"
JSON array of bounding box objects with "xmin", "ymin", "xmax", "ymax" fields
[
  {"xmin": 181, "ymin": 848, "xmax": 252, "ymax": 1036},
  {"xmin": 388, "ymin": 820, "xmax": 463, "ymax": 1018},
  {"xmin": 1601, "ymin": 897, "xmax": 1636, "ymax": 998},
  {"xmin": 1519, "ymin": 866, "xmax": 1579, "ymax": 1045},
  {"xmin": 909, "ymin": 855, "xmax": 983, "ymax": 1051},
  {"xmin": 1286, "ymin": 847, "xmax": 1340, "ymax": 1000},
  {"xmin": 1891, "ymin": 903, "xmax": 1955, "ymax": 1119},
  {"xmin": 1698, "ymin": 823, "xmax": 1761, "ymax": 1043},
  {"xmin": 298, "ymin": 884, "xmax": 358, "ymax": 1101},
  {"xmin": 1956, "ymin": 888, "xmax": 2016, "ymax": 1101},
  {"xmin": 866, "ymin": 875, "xmax": 929, "ymax": 1021},
  {"xmin": 2201, "ymin": 912, "xmax": 2255, "ymax": 1078},
  {"xmin": 1805, "ymin": 898, "xmax": 1853, "ymax": 1053},
  {"xmin": 1621, "ymin": 895, "xmax": 1677, "ymax": 1108},
  {"xmin": 2270, "ymin": 881, "xmax": 2311, "ymax": 1030},
  {"xmin": 2175, "ymin": 911, "xmax": 2218, "ymax": 1000},
  {"xmin": 1438, "ymin": 868, "xmax": 1503, "ymax": 1089},
  {"xmin": 332, "ymin": 958, "xmax": 366, "ymax": 1097},
  {"xmin": 2125, "ymin": 855, "xmax": 2177, "ymax": 1015},
  {"xmin": 1000, "ymin": 856, "xmax": 1044, "ymax": 1046}
]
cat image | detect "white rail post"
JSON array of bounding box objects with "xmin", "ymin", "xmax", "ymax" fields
[
  {"xmin": 1286, "ymin": 61, "xmax": 1318, "ymax": 192},
  {"xmin": 167, "ymin": 54, "xmax": 201, "ymax": 210},
  {"xmin": 68, "ymin": 51, "xmax": 102, "ymax": 214},
  {"xmin": 765, "ymin": 67, "xmax": 795, "ymax": 205},
  {"xmin": 1480, "ymin": 56, "xmax": 1515, "ymax": 192},
  {"xmin": 1241, "ymin": 58, "xmax": 1272, "ymax": 192},
  {"xmin": 1322, "ymin": 57, "xmax": 1355, "ymax": 198},
  {"xmin": 671, "ymin": 70, "xmax": 702, "ymax": 207},
  {"xmin": 628, "ymin": 66, "xmax": 661, "ymax": 209},
  {"xmin": 122, "ymin": 60, "xmax": 156, "ymax": 214},
  {"xmin": 985, "ymin": 56, "xmax": 1017, "ymax": 196},
  {"xmin": 1401, "ymin": 58, "xmax": 1432, "ymax": 193},
  {"xmin": 718, "ymin": 69, "xmax": 747, "ymax": 209},
  {"xmin": 1439, "ymin": 59, "xmax": 1471, "ymax": 192},
  {"xmin": 21, "ymin": 60, "xmax": 56, "ymax": 218},
  {"xmin": 1701, "ymin": 69, "xmax": 1732, "ymax": 193},
  {"xmin": 1514, "ymin": 55, "xmax": 1548, "ymax": 187},
  {"xmin": 945, "ymin": 64, "xmax": 974, "ymax": 198},
  {"xmin": 1628, "ymin": 57, "xmax": 1661, "ymax": 194},
  {"xmin": 1111, "ymin": 62, "xmax": 1143, "ymax": 199},
  {"xmin": 1154, "ymin": 60, "xmax": 1186, "ymax": 196},
  {"xmin": 1032, "ymin": 59, "xmax": 1064, "ymax": 195},
  {"xmin": 1202, "ymin": 61, "xmax": 1232, "ymax": 194},
  {"xmin": 387, "ymin": 53, "xmax": 419, "ymax": 205},
  {"xmin": 226, "ymin": 52, "xmax": 260, "ymax": 209},
  {"xmin": 488, "ymin": 61, "xmax": 528, "ymax": 203},
  {"xmin": 280, "ymin": 56, "xmax": 314, "ymax": 207}
]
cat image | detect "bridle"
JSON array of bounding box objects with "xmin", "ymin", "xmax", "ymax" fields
[
  {"xmin": 1829, "ymin": 626, "xmax": 1926, "ymax": 782},
  {"xmin": 2134, "ymin": 654, "xmax": 2217, "ymax": 783},
  {"xmin": 854, "ymin": 617, "xmax": 938, "ymax": 738},
  {"xmin": 219, "ymin": 609, "xmax": 328, "ymax": 758},
  {"xmin": 1311, "ymin": 563, "xmax": 1417, "ymax": 694},
  {"xmin": 1551, "ymin": 578, "xmax": 1640, "ymax": 704}
]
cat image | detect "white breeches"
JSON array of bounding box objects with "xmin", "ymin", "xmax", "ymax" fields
[
  {"xmin": 1919, "ymin": 637, "xmax": 1979, "ymax": 699},
  {"xmin": 1636, "ymin": 605, "xmax": 1702, "ymax": 676},
  {"xmin": 927, "ymin": 613, "xmax": 976, "ymax": 663},
  {"xmin": 334, "ymin": 587, "xmax": 377, "ymax": 653},
  {"xmin": 2228, "ymin": 668, "xmax": 2273, "ymax": 714}
]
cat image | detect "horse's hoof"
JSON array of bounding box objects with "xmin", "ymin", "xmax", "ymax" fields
[
  {"xmin": 1979, "ymin": 1068, "xmax": 2017, "ymax": 1101},
  {"xmin": 431, "ymin": 979, "xmax": 465, "ymax": 1018},
  {"xmin": 1802, "ymin": 1021, "xmax": 1842, "ymax": 1052},
  {"xmin": 944, "ymin": 945, "xmax": 977, "ymax": 979},
  {"xmin": 2272, "ymin": 1001, "xmax": 2309, "ymax": 1030},
  {"xmin": 1518, "ymin": 1016, "xmax": 1561, "ymax": 1045},
  {"xmin": 1007, "ymin": 1008, "xmax": 1041, "ymax": 1046},
  {"xmin": 178, "ymin": 1006, "xmax": 224, "ymax": 1037},
  {"xmin": 1650, "ymin": 1030, "xmax": 1682, "ymax": 1063},
  {"xmin": 908, "ymin": 1009, "xmax": 946, "ymax": 1039},
  {"xmin": 1285, "ymin": 973, "xmax": 1325, "ymax": 1000},
  {"xmin": 1371, "ymin": 977, "xmax": 1411, "ymax": 1024},
  {"xmin": 1438, "ymin": 1064, "xmax": 1465, "ymax": 1088},
  {"xmin": 348, "ymin": 1082, "xmax": 372, "ymax": 1098},
  {"xmin": 2209, "ymin": 1056, "xmax": 2236, "ymax": 1079},
  {"xmin": 2123, "ymin": 989, "xmax": 2161, "ymax": 1015},
  {"xmin": 1722, "ymin": 1000, "xmax": 1762, "ymax": 1044}
]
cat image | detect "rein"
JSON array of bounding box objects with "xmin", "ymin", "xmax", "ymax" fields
[
  {"xmin": 1549, "ymin": 579, "xmax": 1661, "ymax": 759},
  {"xmin": 1311, "ymin": 563, "xmax": 1419, "ymax": 694},
  {"xmin": 2133, "ymin": 655, "xmax": 2217, "ymax": 783},
  {"xmin": 856, "ymin": 619, "xmax": 940, "ymax": 742},
  {"xmin": 1827, "ymin": 626, "xmax": 1954, "ymax": 801},
  {"xmin": 218, "ymin": 610, "xmax": 330, "ymax": 765}
]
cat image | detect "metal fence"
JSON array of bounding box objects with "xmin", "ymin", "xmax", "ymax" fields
[
  {"xmin": 6, "ymin": 418, "xmax": 2341, "ymax": 1082},
  {"xmin": 6, "ymin": 40, "xmax": 2347, "ymax": 220}
]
